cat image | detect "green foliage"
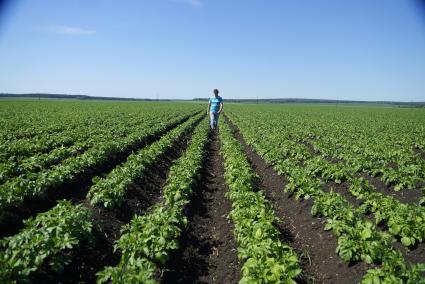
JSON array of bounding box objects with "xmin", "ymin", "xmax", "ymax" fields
[
  {"xmin": 225, "ymin": 105, "xmax": 425, "ymax": 283},
  {"xmin": 97, "ymin": 258, "xmax": 157, "ymax": 284},
  {"xmin": 0, "ymin": 200, "xmax": 92, "ymax": 282},
  {"xmin": 97, "ymin": 119, "xmax": 209, "ymax": 283},
  {"xmin": 362, "ymin": 259, "xmax": 425, "ymax": 284},
  {"xmin": 0, "ymin": 104, "xmax": 201, "ymax": 220},
  {"xmin": 87, "ymin": 115, "xmax": 201, "ymax": 209},
  {"xmin": 220, "ymin": 121, "xmax": 301, "ymax": 283},
  {"xmin": 349, "ymin": 177, "xmax": 425, "ymax": 247}
]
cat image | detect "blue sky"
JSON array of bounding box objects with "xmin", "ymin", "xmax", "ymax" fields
[{"xmin": 0, "ymin": 0, "xmax": 424, "ymax": 101}]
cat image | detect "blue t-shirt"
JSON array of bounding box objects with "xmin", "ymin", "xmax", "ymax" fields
[{"xmin": 209, "ymin": 96, "xmax": 223, "ymax": 112}]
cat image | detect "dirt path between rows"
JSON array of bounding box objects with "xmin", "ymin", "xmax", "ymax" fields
[
  {"xmin": 225, "ymin": 116, "xmax": 371, "ymax": 284},
  {"xmin": 30, "ymin": 119, "xmax": 201, "ymax": 284},
  {"xmin": 300, "ymin": 141, "xmax": 425, "ymax": 265},
  {"xmin": 0, "ymin": 114, "xmax": 197, "ymax": 239},
  {"xmin": 162, "ymin": 130, "xmax": 241, "ymax": 283}
]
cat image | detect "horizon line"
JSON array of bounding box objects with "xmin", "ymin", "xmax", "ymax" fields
[{"xmin": 1, "ymin": 93, "xmax": 424, "ymax": 104}]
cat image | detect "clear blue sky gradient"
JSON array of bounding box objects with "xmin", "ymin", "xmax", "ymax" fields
[{"xmin": 1, "ymin": 0, "xmax": 425, "ymax": 101}]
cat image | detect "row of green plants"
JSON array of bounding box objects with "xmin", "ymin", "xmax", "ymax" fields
[
  {"xmin": 0, "ymin": 106, "xmax": 199, "ymax": 185},
  {"xmin": 0, "ymin": 115, "xmax": 147, "ymax": 184},
  {"xmin": 0, "ymin": 117, "xmax": 85, "ymax": 162},
  {"xmin": 226, "ymin": 113, "xmax": 425, "ymax": 283},
  {"xmin": 0, "ymin": 200, "xmax": 93, "ymax": 282},
  {"xmin": 0, "ymin": 115, "xmax": 67, "ymax": 142},
  {"xmin": 226, "ymin": 105, "xmax": 425, "ymax": 192},
  {"xmin": 227, "ymin": 109, "xmax": 425, "ymax": 246},
  {"xmin": 1, "ymin": 130, "xmax": 77, "ymax": 163},
  {"xmin": 0, "ymin": 144, "xmax": 85, "ymax": 184},
  {"xmin": 305, "ymin": 124, "xmax": 425, "ymax": 192},
  {"xmin": 0, "ymin": 101, "xmax": 95, "ymax": 142},
  {"xmin": 219, "ymin": 120, "xmax": 301, "ymax": 283},
  {"xmin": 97, "ymin": 119, "xmax": 209, "ymax": 283},
  {"xmin": 0, "ymin": 102, "xmax": 202, "ymax": 167},
  {"xmin": 0, "ymin": 110, "xmax": 143, "ymax": 162},
  {"xmin": 0, "ymin": 113, "xmax": 194, "ymax": 221},
  {"xmin": 350, "ymin": 178, "xmax": 424, "ymax": 247},
  {"xmin": 296, "ymin": 151, "xmax": 425, "ymax": 248},
  {"xmin": 87, "ymin": 114, "xmax": 202, "ymax": 209}
]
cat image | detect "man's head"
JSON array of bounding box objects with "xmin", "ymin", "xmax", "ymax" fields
[{"xmin": 213, "ymin": 89, "xmax": 219, "ymax": 97}]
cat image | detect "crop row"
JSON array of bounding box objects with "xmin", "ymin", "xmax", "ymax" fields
[
  {"xmin": 0, "ymin": 108, "xmax": 197, "ymax": 183},
  {"xmin": 307, "ymin": 132, "xmax": 425, "ymax": 192},
  {"xmin": 226, "ymin": 106, "xmax": 425, "ymax": 191},
  {"xmin": 0, "ymin": 101, "xmax": 89, "ymax": 142},
  {"xmin": 87, "ymin": 114, "xmax": 202, "ymax": 209},
  {"xmin": 0, "ymin": 122, "xmax": 132, "ymax": 183},
  {"xmin": 97, "ymin": 119, "xmax": 209, "ymax": 283},
  {"xmin": 219, "ymin": 120, "xmax": 301, "ymax": 283},
  {"xmin": 227, "ymin": 110, "xmax": 425, "ymax": 246},
  {"xmin": 0, "ymin": 101, "xmax": 201, "ymax": 144},
  {"xmin": 0, "ymin": 111, "xmax": 142, "ymax": 162},
  {"xmin": 0, "ymin": 115, "xmax": 204, "ymax": 282},
  {"xmin": 251, "ymin": 132, "xmax": 425, "ymax": 248},
  {"xmin": 0, "ymin": 113, "xmax": 195, "ymax": 221},
  {"xmin": 0, "ymin": 200, "xmax": 92, "ymax": 282},
  {"xmin": 297, "ymin": 152, "xmax": 425, "ymax": 247},
  {"xmin": 226, "ymin": 114, "xmax": 425, "ymax": 283}
]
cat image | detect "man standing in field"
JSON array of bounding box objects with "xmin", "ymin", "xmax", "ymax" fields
[{"xmin": 207, "ymin": 89, "xmax": 223, "ymax": 130}]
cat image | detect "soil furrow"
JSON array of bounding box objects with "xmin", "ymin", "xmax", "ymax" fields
[
  {"xmin": 226, "ymin": 116, "xmax": 371, "ymax": 284},
  {"xmin": 319, "ymin": 177, "xmax": 425, "ymax": 266},
  {"xmin": 359, "ymin": 173, "xmax": 422, "ymax": 205},
  {"xmin": 414, "ymin": 147, "xmax": 425, "ymax": 160},
  {"xmin": 28, "ymin": 119, "xmax": 203, "ymax": 284},
  {"xmin": 0, "ymin": 113, "xmax": 198, "ymax": 239},
  {"xmin": 304, "ymin": 140, "xmax": 422, "ymax": 205},
  {"xmin": 162, "ymin": 130, "xmax": 240, "ymax": 284},
  {"xmin": 296, "ymin": 141, "xmax": 425, "ymax": 264}
]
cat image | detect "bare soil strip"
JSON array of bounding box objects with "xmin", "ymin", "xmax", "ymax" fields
[
  {"xmin": 99, "ymin": 137, "xmax": 191, "ymax": 223},
  {"xmin": 306, "ymin": 141, "xmax": 422, "ymax": 205},
  {"xmin": 414, "ymin": 147, "xmax": 425, "ymax": 160},
  {"xmin": 321, "ymin": 179, "xmax": 425, "ymax": 266},
  {"xmin": 359, "ymin": 173, "xmax": 422, "ymax": 205},
  {"xmin": 29, "ymin": 203, "xmax": 123, "ymax": 284},
  {"xmin": 162, "ymin": 130, "xmax": 241, "ymax": 284},
  {"xmin": 226, "ymin": 117, "xmax": 371, "ymax": 284},
  {"xmin": 0, "ymin": 114, "xmax": 197, "ymax": 239},
  {"xmin": 297, "ymin": 142, "xmax": 425, "ymax": 265},
  {"xmin": 27, "ymin": 119, "xmax": 202, "ymax": 284}
]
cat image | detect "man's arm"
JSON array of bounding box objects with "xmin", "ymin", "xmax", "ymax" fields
[
  {"xmin": 218, "ymin": 102, "xmax": 223, "ymax": 113},
  {"xmin": 207, "ymin": 101, "xmax": 211, "ymax": 114}
]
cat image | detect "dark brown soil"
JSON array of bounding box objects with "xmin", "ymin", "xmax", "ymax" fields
[
  {"xmin": 299, "ymin": 146, "xmax": 425, "ymax": 267},
  {"xmin": 0, "ymin": 114, "xmax": 197, "ymax": 239},
  {"xmin": 105, "ymin": 138, "xmax": 190, "ymax": 223},
  {"xmin": 393, "ymin": 240, "xmax": 425, "ymax": 266},
  {"xmin": 414, "ymin": 147, "xmax": 425, "ymax": 160},
  {"xmin": 303, "ymin": 143, "xmax": 425, "ymax": 267},
  {"xmin": 21, "ymin": 117, "xmax": 202, "ymax": 283},
  {"xmin": 162, "ymin": 130, "xmax": 241, "ymax": 284},
  {"xmin": 29, "ymin": 149, "xmax": 185, "ymax": 284},
  {"xmin": 30, "ymin": 203, "xmax": 123, "ymax": 284},
  {"xmin": 226, "ymin": 116, "xmax": 372, "ymax": 284},
  {"xmin": 301, "ymin": 140, "xmax": 422, "ymax": 206},
  {"xmin": 360, "ymin": 173, "xmax": 422, "ymax": 205},
  {"xmin": 44, "ymin": 120, "xmax": 200, "ymax": 283},
  {"xmin": 386, "ymin": 162, "xmax": 399, "ymax": 170},
  {"xmin": 300, "ymin": 141, "xmax": 319, "ymax": 155},
  {"xmin": 323, "ymin": 181, "xmax": 363, "ymax": 207}
]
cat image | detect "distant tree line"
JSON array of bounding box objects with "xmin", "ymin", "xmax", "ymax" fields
[
  {"xmin": 193, "ymin": 98, "xmax": 425, "ymax": 107},
  {"xmin": 0, "ymin": 93, "xmax": 164, "ymax": 101},
  {"xmin": 1, "ymin": 93, "xmax": 423, "ymax": 107}
]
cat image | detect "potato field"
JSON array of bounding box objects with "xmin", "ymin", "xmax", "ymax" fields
[{"xmin": 0, "ymin": 100, "xmax": 424, "ymax": 283}]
